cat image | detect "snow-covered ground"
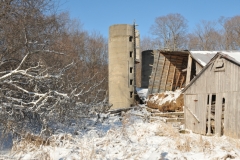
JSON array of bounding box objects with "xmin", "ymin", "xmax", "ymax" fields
[
  {"xmin": 2, "ymin": 107, "xmax": 240, "ymax": 160},
  {"xmin": 136, "ymin": 88, "xmax": 149, "ymax": 103}
]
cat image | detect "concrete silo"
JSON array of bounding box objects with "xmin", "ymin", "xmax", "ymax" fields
[
  {"xmin": 108, "ymin": 24, "xmax": 138, "ymax": 109},
  {"xmin": 141, "ymin": 50, "xmax": 154, "ymax": 88},
  {"xmin": 135, "ymin": 30, "xmax": 142, "ymax": 88}
]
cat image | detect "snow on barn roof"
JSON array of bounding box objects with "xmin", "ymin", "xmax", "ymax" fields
[
  {"xmin": 189, "ymin": 51, "xmax": 218, "ymax": 66},
  {"xmin": 220, "ymin": 51, "xmax": 240, "ymax": 65}
]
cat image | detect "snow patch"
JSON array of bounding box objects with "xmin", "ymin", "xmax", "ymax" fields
[
  {"xmin": 148, "ymin": 89, "xmax": 182, "ymax": 105},
  {"xmin": 136, "ymin": 88, "xmax": 148, "ymax": 102}
]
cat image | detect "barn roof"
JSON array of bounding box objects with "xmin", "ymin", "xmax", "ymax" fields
[
  {"xmin": 220, "ymin": 51, "xmax": 240, "ymax": 66},
  {"xmin": 189, "ymin": 51, "xmax": 218, "ymax": 67},
  {"xmin": 183, "ymin": 51, "xmax": 240, "ymax": 92}
]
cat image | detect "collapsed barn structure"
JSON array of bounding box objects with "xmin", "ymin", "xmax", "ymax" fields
[
  {"xmin": 183, "ymin": 51, "xmax": 240, "ymax": 139},
  {"xmin": 142, "ymin": 50, "xmax": 217, "ymax": 95}
]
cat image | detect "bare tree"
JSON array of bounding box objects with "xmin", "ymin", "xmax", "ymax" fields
[
  {"xmin": 186, "ymin": 33, "xmax": 200, "ymax": 50},
  {"xmin": 220, "ymin": 16, "xmax": 240, "ymax": 50},
  {"xmin": 52, "ymin": 28, "xmax": 108, "ymax": 103},
  {"xmin": 150, "ymin": 13, "xmax": 188, "ymax": 50},
  {"xmin": 0, "ymin": 0, "xmax": 110, "ymax": 144},
  {"xmin": 140, "ymin": 36, "xmax": 161, "ymax": 51},
  {"xmin": 187, "ymin": 21, "xmax": 223, "ymax": 50}
]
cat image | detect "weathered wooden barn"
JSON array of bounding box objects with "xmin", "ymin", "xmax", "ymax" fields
[
  {"xmin": 183, "ymin": 51, "xmax": 240, "ymax": 138},
  {"xmin": 147, "ymin": 50, "xmax": 217, "ymax": 95}
]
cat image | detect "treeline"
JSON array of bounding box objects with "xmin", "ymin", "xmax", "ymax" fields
[
  {"xmin": 0, "ymin": 0, "xmax": 108, "ymax": 100},
  {"xmin": 0, "ymin": 0, "xmax": 108, "ymax": 139},
  {"xmin": 141, "ymin": 13, "xmax": 240, "ymax": 51}
]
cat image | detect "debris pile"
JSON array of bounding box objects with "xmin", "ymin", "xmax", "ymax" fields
[{"xmin": 147, "ymin": 89, "xmax": 184, "ymax": 112}]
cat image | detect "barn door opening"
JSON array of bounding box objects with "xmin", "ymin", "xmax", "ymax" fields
[
  {"xmin": 210, "ymin": 94, "xmax": 216, "ymax": 134},
  {"xmin": 221, "ymin": 98, "xmax": 225, "ymax": 136},
  {"xmin": 206, "ymin": 94, "xmax": 216, "ymax": 135},
  {"xmin": 206, "ymin": 94, "xmax": 210, "ymax": 134}
]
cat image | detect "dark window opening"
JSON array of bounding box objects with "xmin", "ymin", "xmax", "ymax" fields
[
  {"xmin": 207, "ymin": 95, "xmax": 209, "ymax": 105},
  {"xmin": 130, "ymin": 91, "xmax": 133, "ymax": 98},
  {"xmin": 130, "ymin": 79, "xmax": 133, "ymax": 85},
  {"xmin": 130, "ymin": 51, "xmax": 133, "ymax": 57},
  {"xmin": 222, "ymin": 98, "xmax": 225, "ymax": 104},
  {"xmin": 221, "ymin": 97, "xmax": 225, "ymax": 136},
  {"xmin": 206, "ymin": 94, "xmax": 209, "ymax": 134},
  {"xmin": 211, "ymin": 94, "xmax": 216, "ymax": 105},
  {"xmin": 129, "ymin": 36, "xmax": 133, "ymax": 42},
  {"xmin": 130, "ymin": 67, "xmax": 133, "ymax": 73},
  {"xmin": 210, "ymin": 94, "xmax": 216, "ymax": 134},
  {"xmin": 206, "ymin": 94, "xmax": 216, "ymax": 135},
  {"xmin": 191, "ymin": 60, "xmax": 197, "ymax": 79}
]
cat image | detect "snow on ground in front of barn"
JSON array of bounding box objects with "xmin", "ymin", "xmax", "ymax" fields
[{"xmin": 2, "ymin": 107, "xmax": 240, "ymax": 160}]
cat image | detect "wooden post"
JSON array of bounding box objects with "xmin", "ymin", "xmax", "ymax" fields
[
  {"xmin": 186, "ymin": 54, "xmax": 192, "ymax": 85},
  {"xmin": 164, "ymin": 56, "xmax": 171, "ymax": 91},
  {"xmin": 157, "ymin": 56, "xmax": 165, "ymax": 92},
  {"xmin": 171, "ymin": 66, "xmax": 176, "ymax": 91},
  {"xmin": 180, "ymin": 76, "xmax": 185, "ymax": 88},
  {"xmin": 175, "ymin": 72, "xmax": 181, "ymax": 90}
]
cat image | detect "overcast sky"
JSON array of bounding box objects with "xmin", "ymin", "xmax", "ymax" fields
[{"xmin": 57, "ymin": 0, "xmax": 240, "ymax": 39}]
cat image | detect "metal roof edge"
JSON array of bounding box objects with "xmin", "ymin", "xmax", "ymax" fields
[
  {"xmin": 186, "ymin": 50, "xmax": 204, "ymax": 67},
  {"xmin": 218, "ymin": 51, "xmax": 240, "ymax": 67}
]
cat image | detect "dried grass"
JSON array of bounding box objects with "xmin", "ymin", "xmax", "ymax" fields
[
  {"xmin": 155, "ymin": 121, "xmax": 180, "ymax": 137},
  {"xmin": 12, "ymin": 134, "xmax": 47, "ymax": 155},
  {"xmin": 174, "ymin": 134, "xmax": 213, "ymax": 153},
  {"xmin": 175, "ymin": 136, "xmax": 191, "ymax": 152},
  {"xmin": 11, "ymin": 133, "xmax": 80, "ymax": 159}
]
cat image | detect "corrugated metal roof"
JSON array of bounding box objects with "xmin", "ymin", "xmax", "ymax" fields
[{"xmin": 189, "ymin": 51, "xmax": 218, "ymax": 66}]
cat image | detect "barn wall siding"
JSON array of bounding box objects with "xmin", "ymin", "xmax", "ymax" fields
[
  {"xmin": 194, "ymin": 93, "xmax": 207, "ymax": 134},
  {"xmin": 185, "ymin": 60, "xmax": 239, "ymax": 95},
  {"xmin": 184, "ymin": 58, "xmax": 240, "ymax": 138}
]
